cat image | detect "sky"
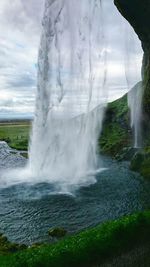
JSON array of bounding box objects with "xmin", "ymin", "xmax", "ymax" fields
[{"xmin": 0, "ymin": 0, "xmax": 143, "ymax": 119}]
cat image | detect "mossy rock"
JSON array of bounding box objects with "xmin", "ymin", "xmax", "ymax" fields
[
  {"xmin": 0, "ymin": 235, "xmax": 8, "ymax": 245},
  {"xmin": 99, "ymin": 93, "xmax": 131, "ymax": 157},
  {"xmin": 20, "ymin": 152, "xmax": 28, "ymax": 158},
  {"xmin": 7, "ymin": 243, "xmax": 26, "ymax": 253},
  {"xmin": 0, "ymin": 233, "xmax": 27, "ymax": 254},
  {"xmin": 130, "ymin": 150, "xmax": 150, "ymax": 179},
  {"xmin": 115, "ymin": 147, "xmax": 139, "ymax": 161},
  {"xmin": 140, "ymin": 157, "xmax": 150, "ymax": 179},
  {"xmin": 48, "ymin": 227, "xmax": 67, "ymax": 238},
  {"xmin": 30, "ymin": 242, "xmax": 43, "ymax": 248},
  {"xmin": 130, "ymin": 152, "xmax": 145, "ymax": 172}
]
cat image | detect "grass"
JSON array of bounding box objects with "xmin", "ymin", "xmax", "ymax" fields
[
  {"xmin": 0, "ymin": 211, "xmax": 150, "ymax": 267},
  {"xmin": 0, "ymin": 121, "xmax": 31, "ymax": 150}
]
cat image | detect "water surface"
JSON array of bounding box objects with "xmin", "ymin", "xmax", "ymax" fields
[{"xmin": 0, "ymin": 157, "xmax": 150, "ymax": 245}]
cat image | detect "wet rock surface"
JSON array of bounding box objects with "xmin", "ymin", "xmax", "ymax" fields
[
  {"xmin": 0, "ymin": 141, "xmax": 27, "ymax": 169},
  {"xmin": 130, "ymin": 150, "xmax": 150, "ymax": 179},
  {"xmin": 48, "ymin": 227, "xmax": 67, "ymax": 238}
]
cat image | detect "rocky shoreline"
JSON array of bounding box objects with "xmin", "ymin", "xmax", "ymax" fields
[{"xmin": 0, "ymin": 141, "xmax": 27, "ymax": 169}]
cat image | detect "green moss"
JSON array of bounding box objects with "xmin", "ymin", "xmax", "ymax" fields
[
  {"xmin": 130, "ymin": 152, "xmax": 145, "ymax": 172},
  {"xmin": 108, "ymin": 94, "xmax": 129, "ymax": 118},
  {"xmin": 130, "ymin": 151, "xmax": 150, "ymax": 179},
  {"xmin": 99, "ymin": 94, "xmax": 131, "ymax": 157},
  {"xmin": 99, "ymin": 123, "xmax": 128, "ymax": 156},
  {"xmin": 20, "ymin": 152, "xmax": 28, "ymax": 158},
  {"xmin": 0, "ymin": 211, "xmax": 150, "ymax": 267},
  {"xmin": 140, "ymin": 156, "xmax": 150, "ymax": 179},
  {"xmin": 0, "ymin": 233, "xmax": 27, "ymax": 254}
]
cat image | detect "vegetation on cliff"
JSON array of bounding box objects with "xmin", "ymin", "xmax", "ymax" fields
[
  {"xmin": 99, "ymin": 94, "xmax": 131, "ymax": 157},
  {"xmin": 130, "ymin": 150, "xmax": 150, "ymax": 179},
  {"xmin": 99, "ymin": 89, "xmax": 150, "ymax": 180}
]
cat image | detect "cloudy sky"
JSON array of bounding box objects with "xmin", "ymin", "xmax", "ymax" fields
[{"xmin": 0, "ymin": 0, "xmax": 143, "ymax": 119}]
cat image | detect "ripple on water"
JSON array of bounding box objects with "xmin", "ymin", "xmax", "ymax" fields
[{"xmin": 0, "ymin": 157, "xmax": 150, "ymax": 244}]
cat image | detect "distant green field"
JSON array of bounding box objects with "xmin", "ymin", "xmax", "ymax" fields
[{"xmin": 0, "ymin": 121, "xmax": 31, "ymax": 150}]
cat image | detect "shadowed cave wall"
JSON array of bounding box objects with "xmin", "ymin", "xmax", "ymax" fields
[
  {"xmin": 114, "ymin": 0, "xmax": 150, "ymax": 118},
  {"xmin": 99, "ymin": 1, "xmax": 150, "ymax": 178}
]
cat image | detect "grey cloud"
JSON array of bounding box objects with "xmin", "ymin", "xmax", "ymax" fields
[
  {"xmin": 1, "ymin": 0, "xmax": 44, "ymax": 36},
  {"xmin": 0, "ymin": 0, "xmax": 143, "ymax": 118},
  {"xmin": 7, "ymin": 74, "xmax": 36, "ymax": 88}
]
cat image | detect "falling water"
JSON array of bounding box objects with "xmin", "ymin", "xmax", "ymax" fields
[
  {"xmin": 124, "ymin": 24, "xmax": 143, "ymax": 148},
  {"xmin": 0, "ymin": 0, "xmax": 143, "ymax": 191},
  {"xmin": 29, "ymin": 0, "xmax": 108, "ymax": 191},
  {"xmin": 128, "ymin": 82, "xmax": 143, "ymax": 148}
]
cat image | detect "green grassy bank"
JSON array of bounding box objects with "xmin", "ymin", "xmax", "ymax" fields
[
  {"xmin": 0, "ymin": 211, "xmax": 150, "ymax": 267},
  {"xmin": 0, "ymin": 121, "xmax": 31, "ymax": 150}
]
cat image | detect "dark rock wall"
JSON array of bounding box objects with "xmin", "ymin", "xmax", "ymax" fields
[
  {"xmin": 99, "ymin": 2, "xmax": 150, "ymax": 178},
  {"xmin": 114, "ymin": 0, "xmax": 150, "ymax": 117}
]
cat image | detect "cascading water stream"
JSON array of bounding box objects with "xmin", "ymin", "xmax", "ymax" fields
[
  {"xmin": 28, "ymin": 0, "xmax": 108, "ymax": 192},
  {"xmin": 124, "ymin": 24, "xmax": 143, "ymax": 148},
  {"xmin": 0, "ymin": 0, "xmax": 143, "ymax": 192},
  {"xmin": 128, "ymin": 82, "xmax": 143, "ymax": 148}
]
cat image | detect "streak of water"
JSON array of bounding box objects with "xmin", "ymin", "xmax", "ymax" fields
[
  {"xmin": 124, "ymin": 23, "xmax": 143, "ymax": 148},
  {"xmin": 29, "ymin": 0, "xmax": 108, "ymax": 191},
  {"xmin": 0, "ymin": 0, "xmax": 143, "ymax": 192}
]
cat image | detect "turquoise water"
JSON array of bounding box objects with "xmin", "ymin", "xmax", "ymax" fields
[{"xmin": 0, "ymin": 157, "xmax": 150, "ymax": 245}]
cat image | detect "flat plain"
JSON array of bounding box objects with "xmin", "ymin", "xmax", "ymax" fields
[{"xmin": 0, "ymin": 120, "xmax": 31, "ymax": 150}]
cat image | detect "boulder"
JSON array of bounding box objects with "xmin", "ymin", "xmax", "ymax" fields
[
  {"xmin": 130, "ymin": 150, "xmax": 150, "ymax": 179},
  {"xmin": 48, "ymin": 227, "xmax": 67, "ymax": 238}
]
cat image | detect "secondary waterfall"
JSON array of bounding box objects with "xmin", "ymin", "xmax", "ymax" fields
[
  {"xmin": 124, "ymin": 24, "xmax": 143, "ymax": 148},
  {"xmin": 128, "ymin": 82, "xmax": 143, "ymax": 148},
  {"xmin": 29, "ymin": 0, "xmax": 108, "ymax": 191}
]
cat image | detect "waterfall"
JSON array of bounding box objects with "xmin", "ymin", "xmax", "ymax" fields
[
  {"xmin": 124, "ymin": 23, "xmax": 143, "ymax": 148},
  {"xmin": 29, "ymin": 0, "xmax": 108, "ymax": 192},
  {"xmin": 0, "ymin": 0, "xmax": 143, "ymax": 191},
  {"xmin": 128, "ymin": 82, "xmax": 143, "ymax": 148}
]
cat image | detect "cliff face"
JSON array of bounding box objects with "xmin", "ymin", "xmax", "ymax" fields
[
  {"xmin": 99, "ymin": 94, "xmax": 131, "ymax": 157},
  {"xmin": 114, "ymin": 0, "xmax": 150, "ymax": 117},
  {"xmin": 99, "ymin": 1, "xmax": 150, "ymax": 178}
]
